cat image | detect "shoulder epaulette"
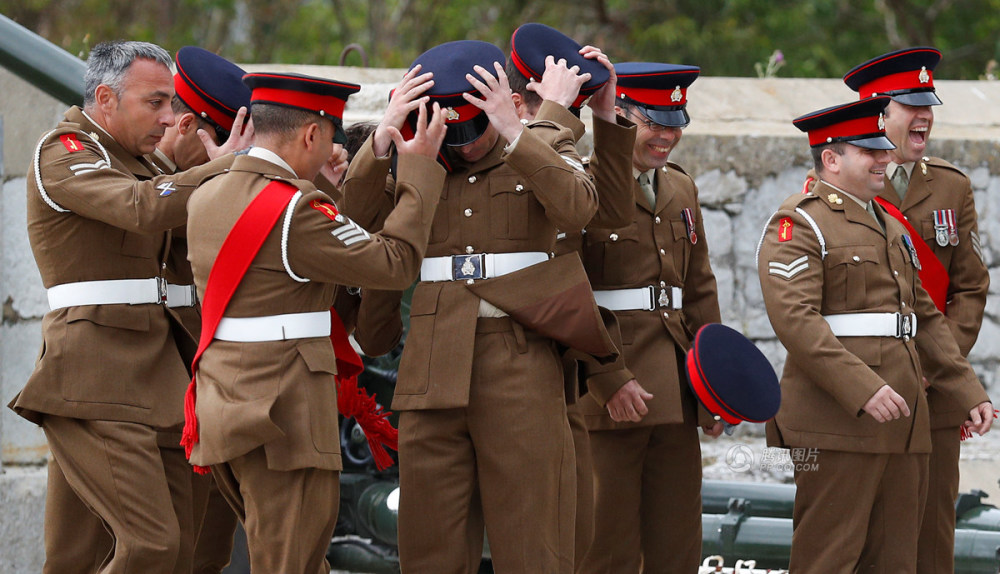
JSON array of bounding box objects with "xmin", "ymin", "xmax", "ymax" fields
[
  {"xmin": 922, "ymin": 156, "xmax": 968, "ymax": 178},
  {"xmin": 666, "ymin": 161, "xmax": 689, "ymax": 176}
]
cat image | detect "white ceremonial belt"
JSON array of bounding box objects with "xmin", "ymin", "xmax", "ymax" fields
[
  {"xmin": 420, "ymin": 252, "xmax": 549, "ymax": 282},
  {"xmin": 165, "ymin": 284, "xmax": 198, "ymax": 308},
  {"xmin": 214, "ymin": 312, "xmax": 331, "ymax": 342},
  {"xmin": 48, "ymin": 278, "xmax": 168, "ymax": 310},
  {"xmin": 593, "ymin": 286, "xmax": 683, "ymax": 311},
  {"xmin": 824, "ymin": 312, "xmax": 917, "ymax": 339}
]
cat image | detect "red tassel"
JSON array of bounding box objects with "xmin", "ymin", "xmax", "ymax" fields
[
  {"xmin": 336, "ymin": 374, "xmax": 399, "ymax": 471},
  {"xmin": 180, "ymin": 378, "xmax": 211, "ymax": 475}
]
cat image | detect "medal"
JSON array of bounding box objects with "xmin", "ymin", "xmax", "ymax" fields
[
  {"xmin": 682, "ymin": 208, "xmax": 697, "ymax": 244},
  {"xmin": 946, "ymin": 209, "xmax": 959, "ymax": 246},
  {"xmin": 902, "ymin": 235, "xmax": 921, "ymax": 270},
  {"xmin": 933, "ymin": 210, "xmax": 949, "ymax": 247}
]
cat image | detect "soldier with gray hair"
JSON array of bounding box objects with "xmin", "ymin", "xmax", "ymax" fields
[{"xmin": 8, "ymin": 40, "xmax": 240, "ymax": 573}]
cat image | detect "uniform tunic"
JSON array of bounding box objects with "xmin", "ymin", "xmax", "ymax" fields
[
  {"xmin": 757, "ymin": 180, "xmax": 988, "ymax": 573},
  {"xmin": 575, "ymin": 161, "xmax": 721, "ymax": 574},
  {"xmin": 343, "ymin": 114, "xmax": 597, "ymax": 574}
]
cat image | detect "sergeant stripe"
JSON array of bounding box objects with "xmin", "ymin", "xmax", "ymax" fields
[
  {"xmin": 560, "ymin": 155, "xmax": 585, "ymax": 172},
  {"xmin": 332, "ymin": 220, "xmax": 371, "ymax": 246}
]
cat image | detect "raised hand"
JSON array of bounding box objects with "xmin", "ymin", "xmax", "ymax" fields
[
  {"xmin": 200, "ymin": 106, "xmax": 254, "ymax": 159},
  {"xmin": 579, "ymin": 45, "xmax": 618, "ymax": 123},
  {"xmin": 463, "ymin": 62, "xmax": 523, "ymax": 145},
  {"xmin": 319, "ymin": 143, "xmax": 349, "ymax": 187},
  {"xmin": 387, "ymin": 102, "xmax": 446, "ymax": 159},
  {"xmin": 374, "ymin": 64, "xmax": 435, "ymax": 157},
  {"xmin": 527, "ymin": 55, "xmax": 590, "ymax": 109}
]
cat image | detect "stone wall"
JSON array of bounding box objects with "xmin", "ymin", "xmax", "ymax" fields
[{"xmin": 1, "ymin": 64, "xmax": 998, "ymax": 572}]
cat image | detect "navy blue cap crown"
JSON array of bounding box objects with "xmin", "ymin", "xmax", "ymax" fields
[
  {"xmin": 509, "ymin": 23, "xmax": 610, "ymax": 108},
  {"xmin": 615, "ymin": 62, "xmax": 700, "ymax": 128},
  {"xmin": 408, "ymin": 40, "xmax": 506, "ymax": 146},
  {"xmin": 685, "ymin": 323, "xmax": 781, "ymax": 424},
  {"xmin": 174, "ymin": 46, "xmax": 251, "ymax": 136},
  {"xmin": 793, "ymin": 96, "xmax": 895, "ymax": 150},
  {"xmin": 844, "ymin": 47, "xmax": 943, "ymax": 106}
]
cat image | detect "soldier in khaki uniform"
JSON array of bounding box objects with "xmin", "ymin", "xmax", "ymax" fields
[
  {"xmin": 343, "ymin": 41, "xmax": 598, "ymax": 573},
  {"xmin": 758, "ymin": 96, "xmax": 993, "ymax": 573},
  {"xmin": 570, "ymin": 63, "xmax": 722, "ymax": 574},
  {"xmin": 506, "ymin": 24, "xmax": 635, "ymax": 571},
  {"xmin": 10, "ymin": 41, "xmax": 235, "ymax": 574},
  {"xmin": 842, "ymin": 47, "xmax": 991, "ymax": 574},
  {"xmin": 185, "ymin": 72, "xmax": 446, "ymax": 573}
]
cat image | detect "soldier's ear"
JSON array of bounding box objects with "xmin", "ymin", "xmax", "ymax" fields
[
  {"xmin": 95, "ymin": 84, "xmax": 117, "ymax": 113},
  {"xmin": 820, "ymin": 147, "xmax": 841, "ymax": 174},
  {"xmin": 177, "ymin": 113, "xmax": 198, "ymax": 135}
]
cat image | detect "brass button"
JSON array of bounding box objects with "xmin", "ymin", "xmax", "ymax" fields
[
  {"xmin": 468, "ymin": 176, "xmax": 477, "ymax": 184},
  {"xmin": 654, "ymin": 216, "xmax": 661, "ymax": 224},
  {"xmin": 515, "ymin": 184, "xmax": 524, "ymax": 192},
  {"xmin": 659, "ymin": 248, "xmax": 666, "ymax": 255},
  {"xmin": 464, "ymin": 208, "xmax": 473, "ymax": 217},
  {"xmin": 610, "ymin": 233, "xmax": 619, "ymax": 242},
  {"xmin": 853, "ymin": 256, "xmax": 861, "ymax": 262},
  {"xmin": 466, "ymin": 245, "xmax": 474, "ymax": 254},
  {"xmin": 466, "ymin": 279, "xmax": 474, "ymax": 285},
  {"xmin": 894, "ymin": 270, "xmax": 899, "ymax": 276}
]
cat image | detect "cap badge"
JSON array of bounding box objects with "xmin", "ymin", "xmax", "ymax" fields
[
  {"xmin": 670, "ymin": 86, "xmax": 683, "ymax": 103},
  {"xmin": 446, "ymin": 107, "xmax": 460, "ymax": 121},
  {"xmin": 918, "ymin": 66, "xmax": 930, "ymax": 84},
  {"xmin": 827, "ymin": 193, "xmax": 843, "ymax": 205},
  {"xmin": 878, "ymin": 113, "xmax": 885, "ymax": 131}
]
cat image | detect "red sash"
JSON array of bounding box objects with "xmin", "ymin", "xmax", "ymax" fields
[
  {"xmin": 873, "ymin": 197, "xmax": 948, "ymax": 313},
  {"xmin": 801, "ymin": 177, "xmax": 948, "ymax": 312},
  {"xmin": 180, "ymin": 181, "xmax": 397, "ymax": 474}
]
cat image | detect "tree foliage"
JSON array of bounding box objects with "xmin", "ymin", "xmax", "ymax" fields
[{"xmin": 2, "ymin": 0, "xmax": 997, "ymax": 78}]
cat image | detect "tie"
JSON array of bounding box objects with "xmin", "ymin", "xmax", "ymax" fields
[
  {"xmin": 638, "ymin": 172, "xmax": 656, "ymax": 209},
  {"xmin": 890, "ymin": 166, "xmax": 909, "ymax": 200}
]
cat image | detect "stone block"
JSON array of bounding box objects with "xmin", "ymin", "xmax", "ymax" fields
[
  {"xmin": 1, "ymin": 321, "xmax": 46, "ymax": 465},
  {"xmin": 3, "ymin": 177, "xmax": 47, "ymax": 320},
  {"xmin": 0, "ymin": 466, "xmax": 46, "ymax": 574}
]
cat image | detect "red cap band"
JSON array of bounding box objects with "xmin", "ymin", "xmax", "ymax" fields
[
  {"xmin": 857, "ymin": 68, "xmax": 934, "ymax": 98},
  {"xmin": 174, "ymin": 72, "xmax": 236, "ymax": 132},
  {"xmin": 686, "ymin": 350, "xmax": 743, "ymax": 425},
  {"xmin": 806, "ymin": 114, "xmax": 883, "ymax": 147},
  {"xmin": 618, "ymin": 85, "xmax": 687, "ymax": 107},
  {"xmin": 250, "ymin": 86, "xmax": 348, "ymax": 119}
]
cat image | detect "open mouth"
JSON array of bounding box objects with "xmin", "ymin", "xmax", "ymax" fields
[
  {"xmin": 909, "ymin": 126, "xmax": 928, "ymax": 146},
  {"xmin": 649, "ymin": 144, "xmax": 671, "ymax": 154}
]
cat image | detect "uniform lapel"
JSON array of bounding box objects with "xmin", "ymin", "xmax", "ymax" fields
[
  {"xmin": 876, "ymin": 178, "xmax": 903, "ymax": 209},
  {"xmin": 652, "ymin": 166, "xmax": 675, "ymax": 216},
  {"xmin": 900, "ymin": 161, "xmax": 933, "ymax": 212},
  {"xmin": 634, "ymin": 177, "xmax": 654, "ymax": 215},
  {"xmin": 816, "ymin": 181, "xmax": 884, "ymax": 236}
]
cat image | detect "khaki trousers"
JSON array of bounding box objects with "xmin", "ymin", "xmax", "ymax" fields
[
  {"xmin": 916, "ymin": 426, "xmax": 961, "ymax": 574},
  {"xmin": 790, "ymin": 449, "xmax": 929, "ymax": 574},
  {"xmin": 581, "ymin": 423, "xmax": 702, "ymax": 574},
  {"xmin": 43, "ymin": 416, "xmax": 188, "ymax": 574},
  {"xmin": 191, "ymin": 472, "xmax": 239, "ymax": 574},
  {"xmin": 211, "ymin": 446, "xmax": 339, "ymax": 574},
  {"xmin": 397, "ymin": 319, "xmax": 576, "ymax": 574},
  {"xmin": 568, "ymin": 403, "xmax": 595, "ymax": 572}
]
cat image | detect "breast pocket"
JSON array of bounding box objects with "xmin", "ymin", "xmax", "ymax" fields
[
  {"xmin": 489, "ymin": 175, "xmax": 538, "ymax": 240},
  {"xmin": 824, "ymin": 245, "xmax": 881, "ymax": 311},
  {"xmin": 584, "ymin": 224, "xmax": 642, "ymax": 285},
  {"xmin": 669, "ymin": 218, "xmax": 692, "ymax": 275}
]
